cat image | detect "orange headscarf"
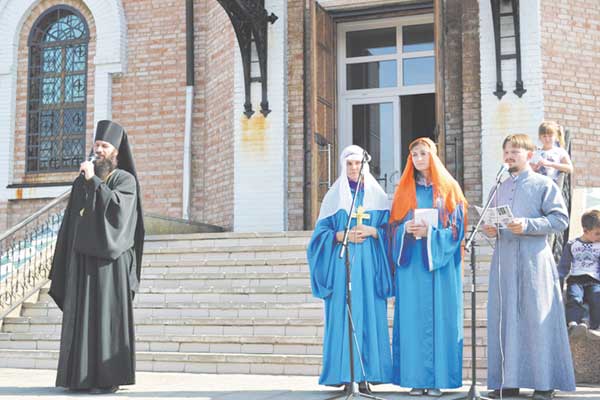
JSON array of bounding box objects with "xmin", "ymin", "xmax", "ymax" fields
[{"xmin": 390, "ymin": 138, "xmax": 467, "ymax": 232}]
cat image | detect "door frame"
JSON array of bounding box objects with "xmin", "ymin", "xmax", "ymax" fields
[{"xmin": 337, "ymin": 14, "xmax": 436, "ymax": 191}]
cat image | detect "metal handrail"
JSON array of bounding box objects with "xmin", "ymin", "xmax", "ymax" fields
[
  {"xmin": 0, "ymin": 190, "xmax": 69, "ymax": 242},
  {"xmin": 0, "ymin": 189, "xmax": 71, "ymax": 317}
]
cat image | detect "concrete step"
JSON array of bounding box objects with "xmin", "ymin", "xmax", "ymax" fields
[
  {"xmin": 0, "ymin": 349, "xmax": 322, "ymax": 375},
  {"xmin": 0, "ymin": 330, "xmax": 488, "ymax": 354},
  {"xmin": 144, "ymin": 231, "xmax": 312, "ymax": 249},
  {"xmin": 2, "ymin": 313, "xmax": 487, "ymax": 337},
  {"xmin": 0, "ymin": 332, "xmax": 324, "ymax": 354},
  {"xmin": 143, "ymin": 244, "xmax": 308, "ymax": 262},
  {"xmin": 0, "ymin": 348, "xmax": 488, "ymax": 377},
  {"xmin": 22, "ymin": 297, "xmax": 488, "ymax": 322},
  {"xmin": 141, "ymin": 258, "xmax": 309, "ymax": 272}
]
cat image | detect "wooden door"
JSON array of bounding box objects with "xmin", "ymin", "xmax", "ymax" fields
[{"xmin": 309, "ymin": 2, "xmax": 336, "ymax": 227}]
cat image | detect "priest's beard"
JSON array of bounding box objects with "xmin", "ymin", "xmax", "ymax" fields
[{"xmin": 94, "ymin": 153, "xmax": 118, "ymax": 180}]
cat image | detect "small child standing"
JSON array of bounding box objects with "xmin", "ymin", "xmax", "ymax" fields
[
  {"xmin": 531, "ymin": 121, "xmax": 573, "ymax": 181},
  {"xmin": 558, "ymin": 209, "xmax": 600, "ymax": 337}
]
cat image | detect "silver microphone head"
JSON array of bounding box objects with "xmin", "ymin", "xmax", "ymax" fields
[
  {"xmin": 496, "ymin": 163, "xmax": 509, "ymax": 181},
  {"xmin": 87, "ymin": 154, "xmax": 98, "ymax": 162}
]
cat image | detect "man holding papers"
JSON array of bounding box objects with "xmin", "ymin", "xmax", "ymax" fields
[
  {"xmin": 388, "ymin": 137, "xmax": 467, "ymax": 396},
  {"xmin": 482, "ymin": 134, "xmax": 574, "ymax": 400}
]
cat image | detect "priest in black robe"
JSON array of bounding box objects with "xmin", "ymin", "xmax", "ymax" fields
[{"xmin": 49, "ymin": 120, "xmax": 144, "ymax": 394}]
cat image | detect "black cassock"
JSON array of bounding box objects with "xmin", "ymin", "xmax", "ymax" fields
[{"xmin": 49, "ymin": 168, "xmax": 143, "ymax": 389}]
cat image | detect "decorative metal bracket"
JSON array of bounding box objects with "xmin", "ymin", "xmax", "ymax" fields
[
  {"xmin": 490, "ymin": 0, "xmax": 526, "ymax": 99},
  {"xmin": 216, "ymin": 0, "xmax": 277, "ymax": 118}
]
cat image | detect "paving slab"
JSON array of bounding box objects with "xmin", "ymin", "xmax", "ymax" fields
[{"xmin": 0, "ymin": 369, "xmax": 598, "ymax": 400}]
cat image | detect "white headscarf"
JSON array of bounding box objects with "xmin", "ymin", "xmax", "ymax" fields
[{"xmin": 317, "ymin": 145, "xmax": 390, "ymax": 221}]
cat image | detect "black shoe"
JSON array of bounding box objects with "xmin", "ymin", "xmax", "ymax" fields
[
  {"xmin": 66, "ymin": 387, "xmax": 88, "ymax": 392},
  {"xmin": 487, "ymin": 388, "xmax": 519, "ymax": 398},
  {"xmin": 89, "ymin": 386, "xmax": 119, "ymax": 394},
  {"xmin": 532, "ymin": 390, "xmax": 554, "ymax": 400}
]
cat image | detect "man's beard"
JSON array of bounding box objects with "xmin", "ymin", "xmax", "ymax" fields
[{"xmin": 94, "ymin": 153, "xmax": 118, "ymax": 180}]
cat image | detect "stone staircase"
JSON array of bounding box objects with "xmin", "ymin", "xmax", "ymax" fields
[{"xmin": 0, "ymin": 231, "xmax": 492, "ymax": 380}]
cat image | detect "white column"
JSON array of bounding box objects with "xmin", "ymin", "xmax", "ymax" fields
[
  {"xmin": 479, "ymin": 0, "xmax": 545, "ymax": 197},
  {"xmin": 233, "ymin": 0, "xmax": 288, "ymax": 232}
]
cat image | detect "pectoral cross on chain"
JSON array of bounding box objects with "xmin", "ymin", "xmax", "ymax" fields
[{"xmin": 351, "ymin": 206, "xmax": 370, "ymax": 226}]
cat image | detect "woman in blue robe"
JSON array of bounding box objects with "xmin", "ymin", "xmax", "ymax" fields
[
  {"xmin": 307, "ymin": 145, "xmax": 393, "ymax": 390},
  {"xmin": 388, "ymin": 138, "xmax": 467, "ymax": 397}
]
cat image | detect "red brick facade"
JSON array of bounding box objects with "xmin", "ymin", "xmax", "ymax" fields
[
  {"xmin": 191, "ymin": 0, "xmax": 235, "ymax": 230},
  {"xmin": 111, "ymin": 0, "xmax": 187, "ymax": 219},
  {"xmin": 540, "ymin": 0, "xmax": 600, "ymax": 189},
  {"xmin": 287, "ymin": 0, "xmax": 306, "ymax": 231},
  {"xmin": 6, "ymin": 0, "xmax": 598, "ymax": 233}
]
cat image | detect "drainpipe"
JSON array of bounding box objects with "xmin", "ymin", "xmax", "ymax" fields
[{"xmin": 183, "ymin": 0, "xmax": 194, "ymax": 220}]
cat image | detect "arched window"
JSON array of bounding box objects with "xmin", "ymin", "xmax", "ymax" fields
[{"xmin": 27, "ymin": 6, "xmax": 89, "ymax": 172}]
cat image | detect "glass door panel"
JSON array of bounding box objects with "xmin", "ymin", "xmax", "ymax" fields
[{"xmin": 351, "ymin": 102, "xmax": 397, "ymax": 194}]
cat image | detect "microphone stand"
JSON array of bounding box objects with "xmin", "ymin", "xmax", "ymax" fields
[
  {"xmin": 328, "ymin": 151, "xmax": 386, "ymax": 400},
  {"xmin": 458, "ymin": 171, "xmax": 506, "ymax": 400}
]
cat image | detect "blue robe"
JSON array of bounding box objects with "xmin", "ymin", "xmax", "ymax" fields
[
  {"xmin": 307, "ymin": 189, "xmax": 393, "ymax": 386},
  {"xmin": 391, "ymin": 184, "xmax": 464, "ymax": 389},
  {"xmin": 487, "ymin": 169, "xmax": 575, "ymax": 391}
]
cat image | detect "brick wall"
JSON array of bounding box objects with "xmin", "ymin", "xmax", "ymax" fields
[
  {"xmin": 540, "ymin": 0, "xmax": 600, "ymax": 188},
  {"xmin": 287, "ymin": 0, "xmax": 305, "ymax": 231},
  {"xmin": 460, "ymin": 0, "xmax": 482, "ymax": 205},
  {"xmin": 111, "ymin": 0, "xmax": 187, "ymax": 219},
  {"xmin": 12, "ymin": 0, "xmax": 96, "ymax": 186},
  {"xmin": 442, "ymin": 0, "xmax": 464, "ymax": 189},
  {"xmin": 189, "ymin": 0, "xmax": 207, "ymax": 226},
  {"xmin": 441, "ymin": 0, "xmax": 481, "ymax": 205},
  {"xmin": 6, "ymin": 199, "xmax": 51, "ymax": 228},
  {"xmin": 192, "ymin": 0, "xmax": 235, "ymax": 230}
]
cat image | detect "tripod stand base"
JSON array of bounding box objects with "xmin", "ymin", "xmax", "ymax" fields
[
  {"xmin": 324, "ymin": 383, "xmax": 388, "ymax": 400},
  {"xmin": 455, "ymin": 384, "xmax": 489, "ymax": 400}
]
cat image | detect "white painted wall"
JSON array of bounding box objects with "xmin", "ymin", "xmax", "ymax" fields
[
  {"xmin": 479, "ymin": 0, "xmax": 544, "ymax": 198},
  {"xmin": 233, "ymin": 0, "xmax": 288, "ymax": 232},
  {"xmin": 0, "ymin": 0, "xmax": 127, "ymax": 201}
]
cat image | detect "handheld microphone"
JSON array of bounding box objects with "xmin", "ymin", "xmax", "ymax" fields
[
  {"xmin": 363, "ymin": 150, "xmax": 372, "ymax": 163},
  {"xmin": 80, "ymin": 154, "xmax": 97, "ymax": 176}
]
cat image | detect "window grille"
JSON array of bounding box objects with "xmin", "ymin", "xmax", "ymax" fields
[{"xmin": 26, "ymin": 6, "xmax": 89, "ymax": 173}]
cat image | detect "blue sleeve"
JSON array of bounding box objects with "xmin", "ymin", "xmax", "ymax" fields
[
  {"xmin": 306, "ymin": 215, "xmax": 338, "ymax": 299},
  {"xmin": 373, "ymin": 211, "xmax": 393, "ymax": 298},
  {"xmin": 390, "ymin": 218, "xmax": 408, "ymax": 268},
  {"xmin": 523, "ymin": 181, "xmax": 569, "ymax": 235},
  {"xmin": 557, "ymin": 241, "xmax": 573, "ymax": 280},
  {"xmin": 427, "ymin": 205, "xmax": 465, "ymax": 272}
]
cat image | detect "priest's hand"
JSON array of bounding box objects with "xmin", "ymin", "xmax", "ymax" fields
[
  {"xmin": 481, "ymin": 224, "xmax": 498, "ymax": 238},
  {"xmin": 507, "ymin": 218, "xmax": 526, "ymax": 234},
  {"xmin": 79, "ymin": 160, "xmax": 95, "ymax": 180},
  {"xmin": 406, "ymin": 220, "xmax": 428, "ymax": 238}
]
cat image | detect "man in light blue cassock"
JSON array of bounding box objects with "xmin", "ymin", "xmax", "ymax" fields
[
  {"xmin": 307, "ymin": 145, "xmax": 393, "ymax": 391},
  {"xmin": 482, "ymin": 134, "xmax": 575, "ymax": 400}
]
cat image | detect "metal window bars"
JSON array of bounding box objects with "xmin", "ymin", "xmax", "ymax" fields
[
  {"xmin": 0, "ymin": 191, "xmax": 70, "ymax": 318},
  {"xmin": 26, "ymin": 6, "xmax": 89, "ymax": 173}
]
